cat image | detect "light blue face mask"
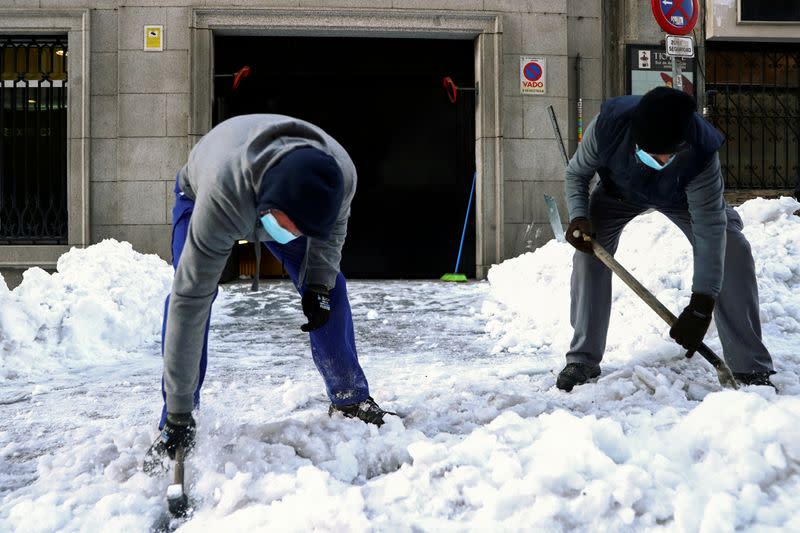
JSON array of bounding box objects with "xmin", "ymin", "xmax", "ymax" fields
[
  {"xmin": 635, "ymin": 145, "xmax": 676, "ymax": 171},
  {"xmin": 260, "ymin": 212, "xmax": 298, "ymax": 244}
]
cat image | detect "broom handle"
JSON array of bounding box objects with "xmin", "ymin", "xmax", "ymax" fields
[{"xmin": 454, "ymin": 171, "xmax": 477, "ymax": 273}]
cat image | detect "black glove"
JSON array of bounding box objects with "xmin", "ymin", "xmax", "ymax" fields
[
  {"xmin": 160, "ymin": 412, "xmax": 196, "ymax": 459},
  {"xmin": 301, "ymin": 284, "xmax": 331, "ymax": 332},
  {"xmin": 566, "ymin": 217, "xmax": 595, "ymax": 254},
  {"xmin": 669, "ymin": 293, "xmax": 715, "ymax": 356}
]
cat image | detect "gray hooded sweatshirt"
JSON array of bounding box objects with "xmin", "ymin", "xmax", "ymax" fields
[{"xmin": 164, "ymin": 114, "xmax": 356, "ymax": 414}]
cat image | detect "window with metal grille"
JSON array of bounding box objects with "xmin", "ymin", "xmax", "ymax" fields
[
  {"xmin": 0, "ymin": 36, "xmax": 68, "ymax": 245},
  {"xmin": 706, "ymin": 43, "xmax": 800, "ymax": 191}
]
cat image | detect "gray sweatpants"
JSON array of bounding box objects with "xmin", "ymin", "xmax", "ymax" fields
[{"xmin": 567, "ymin": 186, "xmax": 774, "ymax": 374}]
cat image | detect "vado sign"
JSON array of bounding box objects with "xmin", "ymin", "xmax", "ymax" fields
[
  {"xmin": 520, "ymin": 56, "xmax": 546, "ymax": 95},
  {"xmin": 651, "ymin": 0, "xmax": 699, "ymax": 36}
]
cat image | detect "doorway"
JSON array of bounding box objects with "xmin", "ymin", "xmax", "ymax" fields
[{"xmin": 214, "ymin": 36, "xmax": 476, "ymax": 279}]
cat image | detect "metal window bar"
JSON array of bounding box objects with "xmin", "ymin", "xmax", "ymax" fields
[
  {"xmin": 705, "ymin": 44, "xmax": 800, "ymax": 191},
  {"xmin": 0, "ymin": 36, "xmax": 68, "ymax": 245}
]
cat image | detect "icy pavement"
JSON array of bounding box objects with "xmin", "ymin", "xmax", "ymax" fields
[{"xmin": 2, "ymin": 197, "xmax": 800, "ymax": 532}]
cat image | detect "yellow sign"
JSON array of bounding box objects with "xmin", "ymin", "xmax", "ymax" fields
[{"xmin": 144, "ymin": 25, "xmax": 163, "ymax": 51}]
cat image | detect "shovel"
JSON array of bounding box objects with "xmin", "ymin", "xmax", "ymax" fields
[
  {"xmin": 543, "ymin": 105, "xmax": 738, "ymax": 389},
  {"xmin": 575, "ymin": 229, "xmax": 738, "ymax": 389}
]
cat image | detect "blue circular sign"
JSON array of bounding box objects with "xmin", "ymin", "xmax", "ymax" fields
[
  {"xmin": 652, "ymin": 0, "xmax": 698, "ymax": 35},
  {"xmin": 523, "ymin": 62, "xmax": 543, "ymax": 82}
]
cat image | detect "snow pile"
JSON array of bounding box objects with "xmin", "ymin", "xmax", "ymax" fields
[
  {"xmin": 0, "ymin": 239, "xmax": 173, "ymax": 379},
  {"xmin": 484, "ymin": 197, "xmax": 800, "ymax": 364},
  {"xmin": 2, "ymin": 198, "xmax": 800, "ymax": 532},
  {"xmin": 4, "ymin": 387, "xmax": 800, "ymax": 532}
]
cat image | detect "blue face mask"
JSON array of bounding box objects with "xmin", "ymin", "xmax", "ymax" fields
[
  {"xmin": 635, "ymin": 146, "xmax": 676, "ymax": 171},
  {"xmin": 260, "ymin": 212, "xmax": 298, "ymax": 244}
]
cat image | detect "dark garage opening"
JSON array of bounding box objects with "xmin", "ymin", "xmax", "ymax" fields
[{"xmin": 214, "ymin": 36, "xmax": 476, "ymax": 279}]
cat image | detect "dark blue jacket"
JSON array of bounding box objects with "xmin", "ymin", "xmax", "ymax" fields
[
  {"xmin": 593, "ymin": 95, "xmax": 724, "ymax": 207},
  {"xmin": 564, "ymin": 95, "xmax": 728, "ymax": 297}
]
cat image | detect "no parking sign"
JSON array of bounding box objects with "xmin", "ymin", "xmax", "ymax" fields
[
  {"xmin": 520, "ymin": 56, "xmax": 546, "ymax": 95},
  {"xmin": 651, "ymin": 0, "xmax": 699, "ymax": 36}
]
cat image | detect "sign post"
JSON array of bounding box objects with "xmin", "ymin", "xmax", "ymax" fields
[{"xmin": 650, "ymin": 0, "xmax": 699, "ymax": 92}]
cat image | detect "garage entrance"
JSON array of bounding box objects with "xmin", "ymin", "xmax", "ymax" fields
[{"xmin": 214, "ymin": 36, "xmax": 476, "ymax": 279}]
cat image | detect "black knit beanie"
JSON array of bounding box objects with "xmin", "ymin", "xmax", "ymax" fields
[
  {"xmin": 257, "ymin": 147, "xmax": 344, "ymax": 240},
  {"xmin": 631, "ymin": 87, "xmax": 697, "ymax": 154}
]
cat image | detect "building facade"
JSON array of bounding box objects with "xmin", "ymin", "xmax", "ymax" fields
[{"xmin": 1, "ymin": 1, "xmax": 794, "ymax": 282}]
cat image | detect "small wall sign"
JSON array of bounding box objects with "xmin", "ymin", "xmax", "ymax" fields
[
  {"xmin": 520, "ymin": 56, "xmax": 546, "ymax": 95},
  {"xmin": 144, "ymin": 25, "xmax": 163, "ymax": 52}
]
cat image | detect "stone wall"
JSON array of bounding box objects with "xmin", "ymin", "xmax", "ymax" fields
[{"xmin": 0, "ymin": 0, "xmax": 605, "ymax": 277}]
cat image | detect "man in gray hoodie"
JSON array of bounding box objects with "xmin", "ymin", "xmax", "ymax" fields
[
  {"xmin": 559, "ymin": 87, "xmax": 775, "ymax": 392},
  {"xmin": 145, "ymin": 114, "xmax": 393, "ymax": 468}
]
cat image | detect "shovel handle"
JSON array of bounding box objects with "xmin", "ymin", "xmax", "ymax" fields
[{"xmin": 581, "ymin": 234, "xmax": 738, "ymax": 389}]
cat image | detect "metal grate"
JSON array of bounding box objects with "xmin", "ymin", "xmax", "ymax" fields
[
  {"xmin": 705, "ymin": 43, "xmax": 800, "ymax": 191},
  {"xmin": 0, "ymin": 36, "xmax": 68, "ymax": 245}
]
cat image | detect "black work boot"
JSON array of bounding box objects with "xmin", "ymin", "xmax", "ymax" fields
[
  {"xmin": 556, "ymin": 362, "xmax": 601, "ymax": 392},
  {"xmin": 329, "ymin": 397, "xmax": 395, "ymax": 427},
  {"xmin": 734, "ymin": 371, "xmax": 777, "ymax": 390}
]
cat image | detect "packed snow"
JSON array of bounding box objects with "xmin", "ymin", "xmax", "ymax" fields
[
  {"xmin": 1, "ymin": 198, "xmax": 799, "ymax": 532},
  {"xmin": 0, "ymin": 240, "xmax": 173, "ymax": 380}
]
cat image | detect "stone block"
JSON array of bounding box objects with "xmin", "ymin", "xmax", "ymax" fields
[
  {"xmin": 119, "ymin": 93, "xmax": 167, "ymax": 137},
  {"xmin": 165, "ymin": 180, "xmax": 176, "ymax": 225},
  {"xmin": 568, "ymin": 0, "xmax": 601, "ymax": 18},
  {"xmin": 394, "ymin": 0, "xmax": 483, "ymax": 9},
  {"xmin": 503, "ymin": 53, "xmax": 520, "ymax": 97},
  {"xmin": 523, "ymin": 180, "xmax": 568, "ymax": 224},
  {"xmin": 486, "ymin": 0, "xmax": 566, "ymax": 13},
  {"xmin": 90, "ymin": 139, "xmax": 117, "ymax": 182},
  {"xmin": 67, "ymin": 138, "xmax": 90, "ymax": 246},
  {"xmin": 167, "ymin": 7, "xmax": 190, "ymax": 51},
  {"xmin": 476, "ymin": 136, "xmax": 502, "ymax": 268},
  {"xmin": 41, "ymin": 0, "xmax": 116, "ymax": 7},
  {"xmin": 504, "ymin": 180, "xmax": 524, "ymax": 223},
  {"xmin": 581, "ymin": 98, "xmax": 600, "ymax": 124},
  {"xmin": 503, "ymin": 95, "xmax": 524, "ymax": 139},
  {"xmin": 523, "ymin": 97, "xmax": 568, "ymax": 140},
  {"xmin": 569, "ymin": 56, "xmax": 602, "ymax": 100},
  {"xmin": 92, "ymin": 224, "xmax": 172, "ymax": 261},
  {"xmin": 299, "ymin": 0, "xmax": 392, "ymax": 7},
  {"xmin": 119, "ymin": 181, "xmax": 167, "ymax": 225},
  {"xmin": 504, "ymin": 222, "xmax": 528, "ymax": 258},
  {"xmin": 193, "ymin": 0, "xmax": 298, "ymax": 5},
  {"xmin": 3, "ymin": 1, "xmax": 39, "ymax": 7},
  {"xmin": 476, "ymin": 32, "xmax": 501, "ymax": 139},
  {"xmin": 502, "ymin": 12, "xmax": 522, "ymax": 53},
  {"xmin": 521, "ymin": 12, "xmax": 568, "ymax": 56},
  {"xmin": 119, "ymin": 6, "xmax": 167, "ymax": 51},
  {"xmin": 91, "ymin": 181, "xmax": 119, "ymax": 226},
  {"xmin": 118, "ymin": 137, "xmax": 187, "ymax": 182},
  {"xmin": 568, "ymin": 14, "xmax": 602, "ymax": 59},
  {"xmin": 91, "ymin": 53, "xmax": 118, "ymax": 96},
  {"xmin": 91, "ymin": 95, "xmax": 117, "ymax": 139},
  {"xmin": 119, "ymin": 51, "xmax": 189, "ymax": 94},
  {"xmin": 503, "ymin": 138, "xmax": 566, "ymax": 182},
  {"xmin": 167, "ymin": 93, "xmax": 189, "ymax": 137},
  {"xmin": 189, "ymin": 29, "xmax": 212, "ymax": 135},
  {"xmin": 68, "ymin": 30, "xmax": 87, "ymax": 140},
  {"xmin": 91, "ymin": 9, "xmax": 118, "ymax": 53}
]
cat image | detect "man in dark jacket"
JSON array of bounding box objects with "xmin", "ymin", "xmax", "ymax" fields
[
  {"xmin": 559, "ymin": 87, "xmax": 775, "ymax": 392},
  {"xmin": 145, "ymin": 114, "xmax": 393, "ymax": 470}
]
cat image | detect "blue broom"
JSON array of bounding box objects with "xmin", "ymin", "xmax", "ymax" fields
[{"xmin": 441, "ymin": 171, "xmax": 476, "ymax": 282}]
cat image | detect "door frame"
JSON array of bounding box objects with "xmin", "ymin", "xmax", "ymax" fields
[{"xmin": 190, "ymin": 8, "xmax": 503, "ymax": 278}]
